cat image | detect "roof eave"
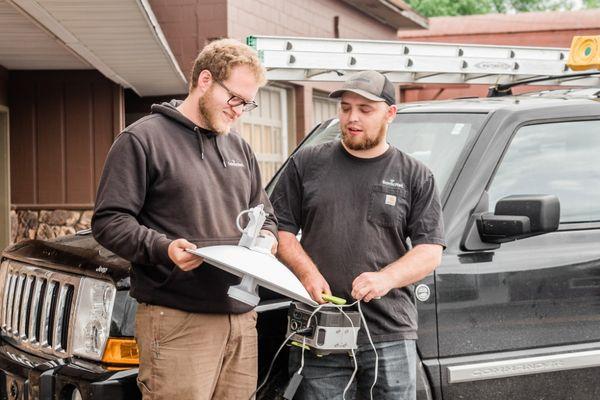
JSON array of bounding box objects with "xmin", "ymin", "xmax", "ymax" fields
[
  {"xmin": 341, "ymin": 0, "xmax": 429, "ymax": 30},
  {"xmin": 7, "ymin": 0, "xmax": 188, "ymax": 97}
]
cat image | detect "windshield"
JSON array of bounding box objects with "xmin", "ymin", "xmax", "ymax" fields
[{"xmin": 268, "ymin": 113, "xmax": 487, "ymax": 196}]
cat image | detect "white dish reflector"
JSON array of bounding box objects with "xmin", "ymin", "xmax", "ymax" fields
[{"xmin": 188, "ymin": 245, "xmax": 318, "ymax": 306}]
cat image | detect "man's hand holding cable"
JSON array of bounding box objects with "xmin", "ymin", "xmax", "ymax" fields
[
  {"xmin": 299, "ymin": 269, "xmax": 332, "ymax": 304},
  {"xmin": 277, "ymin": 230, "xmax": 331, "ymax": 304},
  {"xmin": 352, "ymin": 244, "xmax": 443, "ymax": 302},
  {"xmin": 351, "ymin": 270, "xmax": 394, "ymax": 302},
  {"xmin": 168, "ymin": 238, "xmax": 204, "ymax": 271}
]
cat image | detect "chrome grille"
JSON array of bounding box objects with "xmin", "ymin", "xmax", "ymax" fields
[
  {"xmin": 0, "ymin": 261, "xmax": 80, "ymax": 357},
  {"xmin": 18, "ymin": 275, "xmax": 34, "ymax": 340}
]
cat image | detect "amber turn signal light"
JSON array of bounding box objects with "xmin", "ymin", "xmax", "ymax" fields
[{"xmin": 101, "ymin": 338, "xmax": 140, "ymax": 365}]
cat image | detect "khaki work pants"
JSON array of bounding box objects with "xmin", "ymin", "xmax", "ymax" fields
[{"xmin": 135, "ymin": 303, "xmax": 258, "ymax": 400}]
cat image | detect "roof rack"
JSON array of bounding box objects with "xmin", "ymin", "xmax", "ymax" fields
[
  {"xmin": 248, "ymin": 35, "xmax": 600, "ymax": 88},
  {"xmin": 487, "ymin": 71, "xmax": 600, "ymax": 97}
]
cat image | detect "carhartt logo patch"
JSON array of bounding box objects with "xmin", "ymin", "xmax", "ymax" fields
[
  {"xmin": 227, "ymin": 159, "xmax": 244, "ymax": 168},
  {"xmin": 385, "ymin": 195, "xmax": 397, "ymax": 206},
  {"xmin": 382, "ymin": 179, "xmax": 404, "ymax": 188}
]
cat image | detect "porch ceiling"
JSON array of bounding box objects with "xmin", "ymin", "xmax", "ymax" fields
[{"xmin": 0, "ymin": 0, "xmax": 187, "ymax": 96}]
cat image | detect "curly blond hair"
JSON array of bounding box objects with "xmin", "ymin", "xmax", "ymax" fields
[{"xmin": 189, "ymin": 38, "xmax": 266, "ymax": 90}]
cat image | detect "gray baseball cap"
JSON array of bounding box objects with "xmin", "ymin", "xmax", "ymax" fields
[{"xmin": 329, "ymin": 70, "xmax": 396, "ymax": 106}]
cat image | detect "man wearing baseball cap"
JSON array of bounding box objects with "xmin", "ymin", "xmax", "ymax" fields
[{"xmin": 271, "ymin": 70, "xmax": 445, "ymax": 399}]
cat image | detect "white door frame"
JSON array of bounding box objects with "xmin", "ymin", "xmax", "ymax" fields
[
  {"xmin": 0, "ymin": 105, "xmax": 10, "ymax": 249},
  {"xmin": 255, "ymin": 85, "xmax": 288, "ymax": 164},
  {"xmin": 237, "ymin": 85, "xmax": 289, "ymax": 185},
  {"xmin": 275, "ymin": 85, "xmax": 289, "ymax": 163}
]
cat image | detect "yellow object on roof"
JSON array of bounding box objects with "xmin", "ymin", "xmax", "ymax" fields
[{"xmin": 567, "ymin": 36, "xmax": 600, "ymax": 71}]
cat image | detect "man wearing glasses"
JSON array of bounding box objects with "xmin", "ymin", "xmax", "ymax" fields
[{"xmin": 92, "ymin": 39, "xmax": 277, "ymax": 399}]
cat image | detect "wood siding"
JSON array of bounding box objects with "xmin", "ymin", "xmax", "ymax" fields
[
  {"xmin": 149, "ymin": 0, "xmax": 228, "ymax": 79},
  {"xmin": 9, "ymin": 71, "xmax": 122, "ymax": 207},
  {"xmin": 0, "ymin": 106, "xmax": 9, "ymax": 249},
  {"xmin": 0, "ymin": 65, "xmax": 7, "ymax": 106}
]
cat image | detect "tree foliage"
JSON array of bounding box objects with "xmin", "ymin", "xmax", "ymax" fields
[
  {"xmin": 583, "ymin": 0, "xmax": 600, "ymax": 8},
  {"xmin": 405, "ymin": 0, "xmax": 597, "ymax": 17}
]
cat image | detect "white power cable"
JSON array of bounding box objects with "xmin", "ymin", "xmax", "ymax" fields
[
  {"xmin": 336, "ymin": 300, "xmax": 378, "ymax": 400},
  {"xmin": 347, "ymin": 348, "xmax": 358, "ymax": 399},
  {"xmin": 250, "ymin": 330, "xmax": 297, "ymax": 400},
  {"xmin": 302, "ymin": 300, "xmax": 379, "ymax": 400},
  {"xmin": 358, "ymin": 300, "xmax": 378, "ymax": 400},
  {"xmin": 252, "ymin": 303, "xmax": 328, "ymax": 400},
  {"xmin": 297, "ymin": 303, "xmax": 326, "ymax": 375},
  {"xmin": 235, "ymin": 209, "xmax": 253, "ymax": 232},
  {"xmin": 253, "ymin": 300, "xmax": 379, "ymax": 400},
  {"xmin": 337, "ymin": 305, "xmax": 358, "ymax": 400},
  {"xmin": 329, "ymin": 300, "xmax": 379, "ymax": 400}
]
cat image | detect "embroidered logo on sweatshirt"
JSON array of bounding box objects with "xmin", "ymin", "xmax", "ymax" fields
[
  {"xmin": 382, "ymin": 179, "xmax": 404, "ymax": 188},
  {"xmin": 227, "ymin": 159, "xmax": 245, "ymax": 168}
]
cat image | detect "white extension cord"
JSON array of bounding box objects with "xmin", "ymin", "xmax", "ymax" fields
[{"xmin": 250, "ymin": 300, "xmax": 378, "ymax": 400}]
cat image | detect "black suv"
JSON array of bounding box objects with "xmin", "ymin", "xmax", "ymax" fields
[{"xmin": 1, "ymin": 88, "xmax": 599, "ymax": 400}]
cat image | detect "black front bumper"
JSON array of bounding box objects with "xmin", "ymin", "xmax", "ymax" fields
[{"xmin": 0, "ymin": 342, "xmax": 140, "ymax": 400}]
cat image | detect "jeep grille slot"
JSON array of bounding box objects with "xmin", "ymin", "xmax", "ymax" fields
[
  {"xmin": 11, "ymin": 274, "xmax": 26, "ymax": 336},
  {"xmin": 3, "ymin": 273, "xmax": 16, "ymax": 332},
  {"xmin": 0, "ymin": 262, "xmax": 81, "ymax": 358},
  {"xmin": 1, "ymin": 273, "xmax": 12, "ymax": 329},
  {"xmin": 35, "ymin": 279, "xmax": 48, "ymax": 344},
  {"xmin": 52, "ymin": 283, "xmax": 73, "ymax": 351},
  {"xmin": 19, "ymin": 275, "xmax": 35, "ymax": 340},
  {"xmin": 40, "ymin": 281, "xmax": 58, "ymax": 347}
]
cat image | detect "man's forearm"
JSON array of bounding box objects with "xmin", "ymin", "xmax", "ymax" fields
[
  {"xmin": 92, "ymin": 211, "xmax": 173, "ymax": 267},
  {"xmin": 277, "ymin": 231, "xmax": 331, "ymax": 303},
  {"xmin": 276, "ymin": 231, "xmax": 319, "ymax": 279},
  {"xmin": 381, "ymin": 244, "xmax": 443, "ymax": 289}
]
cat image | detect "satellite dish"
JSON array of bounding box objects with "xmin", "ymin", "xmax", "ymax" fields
[{"xmin": 188, "ymin": 245, "xmax": 318, "ymax": 307}]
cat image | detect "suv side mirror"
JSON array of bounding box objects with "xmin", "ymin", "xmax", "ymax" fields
[
  {"xmin": 477, "ymin": 194, "xmax": 560, "ymax": 244},
  {"xmin": 461, "ymin": 193, "xmax": 560, "ymax": 251}
]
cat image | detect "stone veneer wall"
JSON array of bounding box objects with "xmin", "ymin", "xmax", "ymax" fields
[{"xmin": 10, "ymin": 209, "xmax": 94, "ymax": 244}]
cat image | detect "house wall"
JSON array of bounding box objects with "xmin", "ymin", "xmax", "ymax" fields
[
  {"xmin": 0, "ymin": 104, "xmax": 8, "ymax": 249},
  {"xmin": 0, "ymin": 65, "xmax": 7, "ymax": 107},
  {"xmin": 149, "ymin": 0, "xmax": 399, "ymax": 82},
  {"xmin": 149, "ymin": 0, "xmax": 229, "ymax": 81},
  {"xmin": 227, "ymin": 0, "xmax": 398, "ymax": 41},
  {"xmin": 9, "ymin": 70, "xmax": 122, "ymax": 243},
  {"xmin": 228, "ymin": 0, "xmax": 398, "ymax": 139}
]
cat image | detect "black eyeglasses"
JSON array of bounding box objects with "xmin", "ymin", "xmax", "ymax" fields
[{"xmin": 214, "ymin": 80, "xmax": 258, "ymax": 112}]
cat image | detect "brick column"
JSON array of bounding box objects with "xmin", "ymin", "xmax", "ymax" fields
[{"xmin": 294, "ymin": 84, "xmax": 313, "ymax": 146}]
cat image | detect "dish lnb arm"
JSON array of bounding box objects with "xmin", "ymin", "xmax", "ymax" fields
[{"xmin": 237, "ymin": 204, "xmax": 275, "ymax": 254}]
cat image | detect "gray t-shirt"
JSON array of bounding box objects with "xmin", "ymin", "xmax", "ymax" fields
[{"xmin": 271, "ymin": 141, "xmax": 445, "ymax": 342}]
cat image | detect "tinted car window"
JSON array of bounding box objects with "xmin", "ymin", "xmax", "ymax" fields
[
  {"xmin": 388, "ymin": 113, "xmax": 485, "ymax": 194},
  {"xmin": 488, "ymin": 120, "xmax": 600, "ymax": 224},
  {"xmin": 268, "ymin": 113, "xmax": 486, "ymax": 195}
]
